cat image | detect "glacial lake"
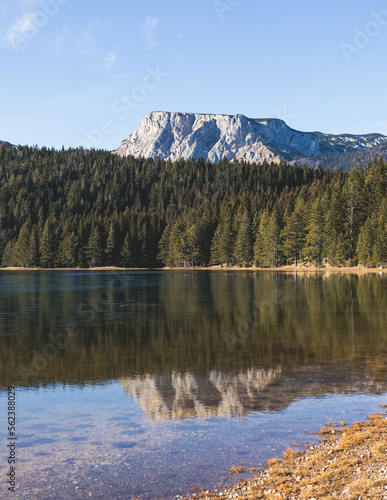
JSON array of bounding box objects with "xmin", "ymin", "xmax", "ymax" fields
[{"xmin": 1, "ymin": 270, "xmax": 387, "ymax": 499}]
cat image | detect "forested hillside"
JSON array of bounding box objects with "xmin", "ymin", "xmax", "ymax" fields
[{"xmin": 0, "ymin": 144, "xmax": 386, "ymax": 268}]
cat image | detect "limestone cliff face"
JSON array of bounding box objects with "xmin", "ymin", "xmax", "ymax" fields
[
  {"xmin": 114, "ymin": 112, "xmax": 387, "ymax": 164},
  {"xmin": 115, "ymin": 112, "xmax": 320, "ymax": 163}
]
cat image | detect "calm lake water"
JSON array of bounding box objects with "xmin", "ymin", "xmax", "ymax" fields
[{"xmin": 1, "ymin": 270, "xmax": 387, "ymax": 499}]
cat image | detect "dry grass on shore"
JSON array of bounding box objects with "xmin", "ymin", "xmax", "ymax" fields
[
  {"xmin": 2, "ymin": 264, "xmax": 387, "ymax": 275},
  {"xmin": 189, "ymin": 406, "xmax": 387, "ymax": 499}
]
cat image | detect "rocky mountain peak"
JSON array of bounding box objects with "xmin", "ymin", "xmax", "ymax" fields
[{"xmin": 114, "ymin": 111, "xmax": 387, "ymax": 166}]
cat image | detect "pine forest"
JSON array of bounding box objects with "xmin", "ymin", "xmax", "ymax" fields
[{"xmin": 0, "ymin": 144, "xmax": 386, "ymax": 269}]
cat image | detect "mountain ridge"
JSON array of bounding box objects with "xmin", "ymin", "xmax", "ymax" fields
[{"xmin": 115, "ymin": 111, "xmax": 387, "ymax": 169}]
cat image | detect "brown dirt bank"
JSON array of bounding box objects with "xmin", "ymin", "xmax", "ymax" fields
[{"xmin": 187, "ymin": 406, "xmax": 387, "ymax": 499}]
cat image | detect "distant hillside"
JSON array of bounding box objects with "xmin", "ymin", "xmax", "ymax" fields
[{"xmin": 295, "ymin": 143, "xmax": 387, "ymax": 171}]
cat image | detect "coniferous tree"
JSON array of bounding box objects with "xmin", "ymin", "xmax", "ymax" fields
[
  {"xmin": 197, "ymin": 211, "xmax": 216, "ymax": 265},
  {"xmin": 105, "ymin": 221, "xmax": 119, "ymax": 266},
  {"xmin": 357, "ymin": 216, "xmax": 376, "ymax": 266},
  {"xmin": 139, "ymin": 223, "xmax": 149, "ymax": 267},
  {"xmin": 185, "ymin": 222, "xmax": 203, "ymax": 267},
  {"xmin": 304, "ymin": 198, "xmax": 325, "ymax": 265},
  {"xmin": 324, "ymin": 175, "xmax": 348, "ymax": 265},
  {"xmin": 210, "ymin": 208, "xmax": 235, "ymax": 266},
  {"xmin": 254, "ymin": 209, "xmax": 269, "ymax": 267},
  {"xmin": 120, "ymin": 232, "xmax": 132, "ymax": 267},
  {"xmin": 281, "ymin": 198, "xmax": 306, "ymax": 266},
  {"xmin": 168, "ymin": 219, "xmax": 188, "ymax": 267},
  {"xmin": 266, "ymin": 207, "xmax": 281, "ymax": 267},
  {"xmin": 87, "ymin": 224, "xmax": 103, "ymax": 267},
  {"xmin": 167, "ymin": 218, "xmax": 204, "ymax": 267},
  {"xmin": 77, "ymin": 221, "xmax": 88, "ymax": 268},
  {"xmin": 372, "ymin": 198, "xmax": 387, "ymax": 266},
  {"xmin": 2, "ymin": 240, "xmax": 14, "ymax": 267},
  {"xmin": 59, "ymin": 231, "xmax": 78, "ymax": 267},
  {"xmin": 29, "ymin": 227, "xmax": 40, "ymax": 267},
  {"xmin": 344, "ymin": 162, "xmax": 366, "ymax": 262},
  {"xmin": 254, "ymin": 208, "xmax": 280, "ymax": 267},
  {"xmin": 39, "ymin": 218, "xmax": 57, "ymax": 268},
  {"xmin": 234, "ymin": 209, "xmax": 253, "ymax": 267},
  {"xmin": 373, "ymin": 221, "xmax": 387, "ymax": 266},
  {"xmin": 158, "ymin": 223, "xmax": 173, "ymax": 267},
  {"xmin": 13, "ymin": 219, "xmax": 32, "ymax": 267},
  {"xmin": 364, "ymin": 156, "xmax": 386, "ymax": 214}
]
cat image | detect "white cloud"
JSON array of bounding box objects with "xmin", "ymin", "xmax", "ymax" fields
[
  {"xmin": 142, "ymin": 15, "xmax": 159, "ymax": 50},
  {"xmin": 103, "ymin": 50, "xmax": 117, "ymax": 72},
  {"xmin": 54, "ymin": 24, "xmax": 97, "ymax": 56},
  {"xmin": 5, "ymin": 12, "xmax": 37, "ymax": 48},
  {"xmin": 53, "ymin": 25, "xmax": 117, "ymax": 73},
  {"xmin": 2, "ymin": 0, "xmax": 69, "ymax": 51}
]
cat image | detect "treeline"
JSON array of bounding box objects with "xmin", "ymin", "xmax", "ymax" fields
[
  {"xmin": 158, "ymin": 158, "xmax": 387, "ymax": 268},
  {"xmin": 0, "ymin": 144, "xmax": 386, "ymax": 268}
]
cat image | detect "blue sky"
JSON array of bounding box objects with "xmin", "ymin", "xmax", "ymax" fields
[{"xmin": 1, "ymin": 0, "xmax": 387, "ymax": 150}]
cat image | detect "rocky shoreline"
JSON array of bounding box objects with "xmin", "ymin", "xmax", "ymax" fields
[{"xmin": 187, "ymin": 406, "xmax": 387, "ymax": 499}]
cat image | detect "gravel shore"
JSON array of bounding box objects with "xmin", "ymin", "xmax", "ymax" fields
[{"xmin": 187, "ymin": 405, "xmax": 387, "ymax": 499}]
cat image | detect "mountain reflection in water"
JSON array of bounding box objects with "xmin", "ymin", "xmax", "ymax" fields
[
  {"xmin": 121, "ymin": 362, "xmax": 387, "ymax": 419},
  {"xmin": 1, "ymin": 271, "xmax": 387, "ymax": 419}
]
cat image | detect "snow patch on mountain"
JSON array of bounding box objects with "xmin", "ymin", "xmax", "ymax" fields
[{"xmin": 315, "ymin": 132, "xmax": 387, "ymax": 154}]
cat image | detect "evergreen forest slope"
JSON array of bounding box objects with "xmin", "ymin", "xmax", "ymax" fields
[{"xmin": 0, "ymin": 144, "xmax": 386, "ymax": 269}]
